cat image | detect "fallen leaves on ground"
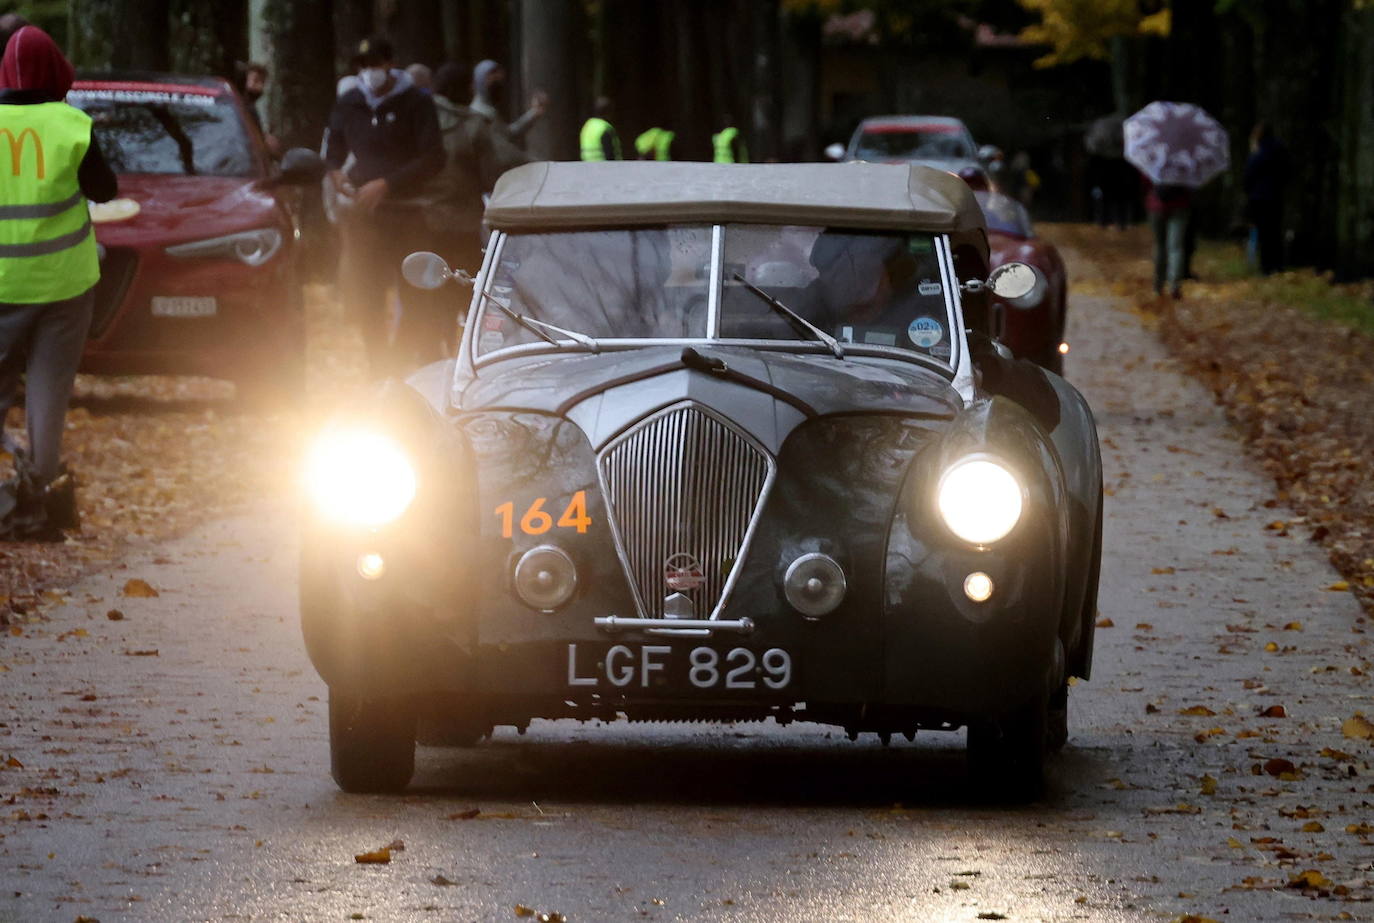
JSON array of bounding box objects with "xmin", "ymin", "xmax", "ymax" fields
[
  {"xmin": 1054, "ymin": 224, "xmax": 1374, "ymax": 614},
  {"xmin": 120, "ymin": 578, "xmax": 158, "ymax": 598},
  {"xmin": 354, "ymin": 846, "xmax": 391, "ymax": 864},
  {"xmin": 1342, "ymin": 714, "xmax": 1374, "ymax": 740}
]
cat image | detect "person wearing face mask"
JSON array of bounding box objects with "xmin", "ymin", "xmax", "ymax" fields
[
  {"xmin": 469, "ymin": 58, "xmax": 546, "ymax": 145},
  {"xmin": 324, "ymin": 35, "xmax": 444, "ymax": 377}
]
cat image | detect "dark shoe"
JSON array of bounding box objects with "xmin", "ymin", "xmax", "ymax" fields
[
  {"xmin": 1170, "ymin": 285, "xmax": 1182, "ymax": 300},
  {"xmin": 0, "ymin": 461, "xmax": 76, "ymax": 542}
]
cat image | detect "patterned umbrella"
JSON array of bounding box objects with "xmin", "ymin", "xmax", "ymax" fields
[{"xmin": 1123, "ymin": 101, "xmax": 1229, "ymax": 188}]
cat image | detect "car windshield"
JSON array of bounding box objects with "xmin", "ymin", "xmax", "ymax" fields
[
  {"xmin": 474, "ymin": 227, "xmax": 712, "ymax": 355},
  {"xmin": 975, "ymin": 190, "xmax": 1033, "ymax": 238},
  {"xmin": 719, "ymin": 225, "xmax": 954, "ymax": 362},
  {"xmin": 854, "ymin": 127, "xmax": 974, "ymax": 162},
  {"xmin": 68, "ymin": 86, "xmax": 255, "ymax": 177},
  {"xmin": 474, "ymin": 224, "xmax": 956, "ymax": 366}
]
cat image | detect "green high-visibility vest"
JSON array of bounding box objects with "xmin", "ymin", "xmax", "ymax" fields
[
  {"xmin": 713, "ymin": 126, "xmax": 748, "ymax": 164},
  {"xmin": 580, "ymin": 117, "xmax": 622, "ymax": 162},
  {"xmin": 634, "ymin": 127, "xmax": 675, "ymax": 161},
  {"xmin": 0, "ymin": 102, "xmax": 98, "ymax": 304}
]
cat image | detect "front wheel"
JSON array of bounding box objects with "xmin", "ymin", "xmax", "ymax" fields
[
  {"xmin": 329, "ymin": 692, "xmax": 416, "ymax": 793},
  {"xmin": 966, "ymin": 694, "xmax": 1049, "ymax": 802}
]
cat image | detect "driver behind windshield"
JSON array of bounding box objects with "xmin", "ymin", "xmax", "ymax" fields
[{"xmin": 812, "ymin": 236, "xmax": 951, "ymax": 358}]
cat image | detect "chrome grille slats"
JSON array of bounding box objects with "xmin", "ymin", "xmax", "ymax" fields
[{"xmin": 598, "ymin": 402, "xmax": 773, "ymax": 621}]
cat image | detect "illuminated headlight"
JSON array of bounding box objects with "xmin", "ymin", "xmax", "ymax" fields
[
  {"xmin": 166, "ymin": 227, "xmax": 283, "ymax": 266},
  {"xmin": 304, "ymin": 428, "xmax": 416, "ymax": 528},
  {"xmin": 513, "ymin": 545, "xmax": 577, "ymax": 611},
  {"xmin": 784, "ymin": 553, "xmax": 847, "ymax": 618},
  {"xmin": 936, "ymin": 456, "xmax": 1024, "ymax": 545}
]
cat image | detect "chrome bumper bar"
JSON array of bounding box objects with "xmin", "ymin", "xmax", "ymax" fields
[{"xmin": 594, "ymin": 615, "xmax": 756, "ymax": 637}]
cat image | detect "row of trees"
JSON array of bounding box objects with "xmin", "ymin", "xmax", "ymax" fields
[{"xmin": 7, "ymin": 0, "xmax": 1374, "ymax": 276}]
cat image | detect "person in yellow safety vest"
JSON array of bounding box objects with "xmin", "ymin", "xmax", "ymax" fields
[
  {"xmin": 0, "ymin": 26, "xmax": 118, "ymax": 540},
  {"xmin": 634, "ymin": 126, "xmax": 674, "ymax": 161},
  {"xmin": 712, "ymin": 115, "xmax": 748, "ymax": 164},
  {"xmin": 579, "ymin": 96, "xmax": 621, "ymax": 162}
]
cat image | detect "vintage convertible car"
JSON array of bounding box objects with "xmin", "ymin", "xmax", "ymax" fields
[{"xmin": 300, "ymin": 161, "xmax": 1103, "ymax": 799}]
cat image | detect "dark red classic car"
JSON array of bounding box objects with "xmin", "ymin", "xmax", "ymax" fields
[
  {"xmin": 66, "ymin": 74, "xmax": 322, "ymax": 402},
  {"xmin": 975, "ymin": 189, "xmax": 1068, "ymax": 375}
]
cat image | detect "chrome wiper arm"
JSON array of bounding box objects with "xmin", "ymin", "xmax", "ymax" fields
[
  {"xmin": 483, "ymin": 294, "xmax": 560, "ymax": 348},
  {"xmin": 730, "ymin": 272, "xmax": 844, "ymax": 359},
  {"xmin": 521, "ymin": 316, "xmax": 600, "ymax": 353}
]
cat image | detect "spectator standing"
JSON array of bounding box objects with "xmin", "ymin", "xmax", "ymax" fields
[
  {"xmin": 405, "ymin": 63, "xmax": 432, "ymax": 94},
  {"xmin": 1145, "ymin": 180, "xmax": 1193, "ymax": 299},
  {"xmin": 1244, "ymin": 122, "xmax": 1289, "ymax": 276},
  {"xmin": 234, "ymin": 61, "xmax": 280, "ymax": 157},
  {"xmin": 580, "ymin": 96, "xmax": 621, "ymax": 162},
  {"xmin": 324, "ymin": 35, "xmax": 444, "ymax": 376},
  {"xmin": 634, "ymin": 126, "xmax": 675, "ymax": 161},
  {"xmin": 712, "ymin": 115, "xmax": 748, "ymax": 163},
  {"xmin": 0, "ymin": 26, "xmax": 117, "ymax": 539},
  {"xmin": 470, "ymin": 59, "xmax": 545, "ymax": 144}
]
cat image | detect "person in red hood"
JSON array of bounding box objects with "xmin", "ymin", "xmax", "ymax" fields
[{"xmin": 0, "ymin": 25, "xmax": 117, "ymax": 540}]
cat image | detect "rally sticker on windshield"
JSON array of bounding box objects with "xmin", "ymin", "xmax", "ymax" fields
[
  {"xmin": 69, "ymin": 88, "xmax": 218, "ymax": 108},
  {"xmin": 908, "ymin": 316, "xmax": 944, "ymax": 348},
  {"xmin": 917, "ymin": 280, "xmax": 943, "ymax": 296}
]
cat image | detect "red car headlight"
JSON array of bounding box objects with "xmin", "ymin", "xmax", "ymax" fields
[{"xmin": 165, "ymin": 227, "xmax": 282, "ymax": 267}]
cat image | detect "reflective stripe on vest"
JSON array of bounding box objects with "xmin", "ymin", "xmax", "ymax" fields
[
  {"xmin": 580, "ymin": 117, "xmax": 621, "ymax": 162},
  {"xmin": 0, "ymin": 102, "xmax": 98, "ymax": 304},
  {"xmin": 712, "ymin": 126, "xmax": 747, "ymax": 164}
]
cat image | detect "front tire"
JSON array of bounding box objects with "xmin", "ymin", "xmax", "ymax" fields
[
  {"xmin": 967, "ymin": 694, "xmax": 1049, "ymax": 802},
  {"xmin": 329, "ymin": 692, "xmax": 416, "ymax": 793}
]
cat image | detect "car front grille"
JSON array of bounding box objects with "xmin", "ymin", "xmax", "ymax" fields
[
  {"xmin": 89, "ymin": 247, "xmax": 138, "ymax": 338},
  {"xmin": 598, "ymin": 402, "xmax": 774, "ymax": 621}
]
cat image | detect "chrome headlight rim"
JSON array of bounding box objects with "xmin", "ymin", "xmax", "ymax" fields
[
  {"xmin": 935, "ymin": 452, "xmax": 1026, "ymax": 547},
  {"xmin": 513, "ymin": 544, "xmax": 578, "ymax": 612},
  {"xmin": 783, "ymin": 552, "xmax": 847, "ymax": 618},
  {"xmin": 165, "ymin": 227, "xmax": 284, "ymax": 266},
  {"xmin": 303, "ymin": 427, "xmax": 418, "ymax": 529}
]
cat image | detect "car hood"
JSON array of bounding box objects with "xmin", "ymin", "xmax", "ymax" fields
[
  {"xmin": 91, "ymin": 174, "xmax": 278, "ymax": 244},
  {"xmin": 457, "ymin": 345, "xmax": 961, "ymax": 453}
]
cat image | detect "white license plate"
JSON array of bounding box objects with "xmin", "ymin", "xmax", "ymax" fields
[
  {"xmin": 566, "ymin": 642, "xmax": 793, "ymax": 692},
  {"xmin": 151, "ymin": 296, "xmax": 217, "ymax": 317}
]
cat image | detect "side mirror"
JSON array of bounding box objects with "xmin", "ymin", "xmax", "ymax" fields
[
  {"xmin": 986, "ymin": 262, "xmax": 1041, "ymax": 302},
  {"xmin": 274, "ymin": 148, "xmax": 326, "ymax": 185},
  {"xmin": 824, "ymin": 142, "xmax": 845, "ymax": 162},
  {"xmin": 402, "ymin": 251, "xmax": 473, "ymax": 290}
]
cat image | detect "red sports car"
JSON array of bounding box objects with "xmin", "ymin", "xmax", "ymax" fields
[
  {"xmin": 975, "ymin": 189, "xmax": 1068, "ymax": 375},
  {"xmin": 66, "ymin": 74, "xmax": 322, "ymax": 402}
]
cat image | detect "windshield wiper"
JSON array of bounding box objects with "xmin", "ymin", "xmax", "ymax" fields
[
  {"xmin": 482, "ymin": 292, "xmax": 598, "ymax": 352},
  {"xmin": 730, "ymin": 272, "xmax": 844, "ymax": 359}
]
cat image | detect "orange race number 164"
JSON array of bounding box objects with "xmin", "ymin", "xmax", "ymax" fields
[{"xmin": 495, "ymin": 491, "xmax": 592, "ymax": 538}]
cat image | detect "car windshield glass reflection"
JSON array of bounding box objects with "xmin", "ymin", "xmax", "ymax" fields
[
  {"xmin": 975, "ymin": 190, "xmax": 1034, "ymax": 238},
  {"xmin": 718, "ymin": 225, "xmax": 954, "ymax": 363},
  {"xmin": 69, "ymin": 90, "xmax": 254, "ymax": 177},
  {"xmin": 855, "ymin": 130, "xmax": 974, "ymax": 162},
  {"xmin": 476, "ymin": 227, "xmax": 712, "ymax": 356}
]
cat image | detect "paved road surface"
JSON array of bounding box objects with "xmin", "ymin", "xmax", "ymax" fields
[{"xmin": 2, "ymin": 248, "xmax": 1371, "ymax": 921}]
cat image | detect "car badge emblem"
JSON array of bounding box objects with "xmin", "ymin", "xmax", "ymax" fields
[{"xmin": 664, "ymin": 553, "xmax": 705, "ymax": 592}]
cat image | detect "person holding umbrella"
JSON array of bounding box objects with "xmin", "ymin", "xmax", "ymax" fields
[{"xmin": 1124, "ymin": 101, "xmax": 1229, "ymax": 299}]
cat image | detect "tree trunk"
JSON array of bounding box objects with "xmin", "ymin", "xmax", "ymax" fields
[
  {"xmin": 380, "ymin": 0, "xmax": 444, "ymax": 68},
  {"xmin": 73, "ymin": 0, "xmax": 170, "ymax": 71},
  {"xmin": 264, "ymin": 0, "xmax": 336, "ymax": 150},
  {"xmin": 1335, "ymin": 7, "xmax": 1374, "ymax": 278},
  {"xmin": 516, "ymin": 0, "xmax": 584, "ymax": 160},
  {"xmin": 332, "ymin": 0, "xmax": 372, "ymax": 76}
]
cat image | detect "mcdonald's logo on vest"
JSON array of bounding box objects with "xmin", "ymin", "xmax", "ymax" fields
[{"xmin": 0, "ymin": 127, "xmax": 45, "ymax": 179}]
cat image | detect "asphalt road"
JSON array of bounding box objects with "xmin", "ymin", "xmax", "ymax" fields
[{"xmin": 3, "ymin": 252, "xmax": 1372, "ymax": 922}]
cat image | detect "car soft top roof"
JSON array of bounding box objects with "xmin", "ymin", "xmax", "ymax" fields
[{"xmin": 484, "ymin": 161, "xmax": 984, "ymax": 234}]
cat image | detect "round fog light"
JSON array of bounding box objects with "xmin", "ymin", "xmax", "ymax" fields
[
  {"xmin": 514, "ymin": 545, "xmax": 577, "ymax": 611},
  {"xmin": 964, "ymin": 571, "xmax": 994, "ymax": 603},
  {"xmin": 784, "ymin": 553, "xmax": 847, "ymax": 618},
  {"xmin": 357, "ymin": 552, "xmax": 386, "ymax": 580}
]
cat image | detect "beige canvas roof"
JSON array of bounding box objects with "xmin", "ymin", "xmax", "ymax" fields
[{"xmin": 484, "ymin": 161, "xmax": 984, "ymax": 233}]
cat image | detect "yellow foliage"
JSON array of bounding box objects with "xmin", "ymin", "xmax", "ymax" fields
[{"xmin": 1017, "ymin": 0, "xmax": 1170, "ymax": 66}]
